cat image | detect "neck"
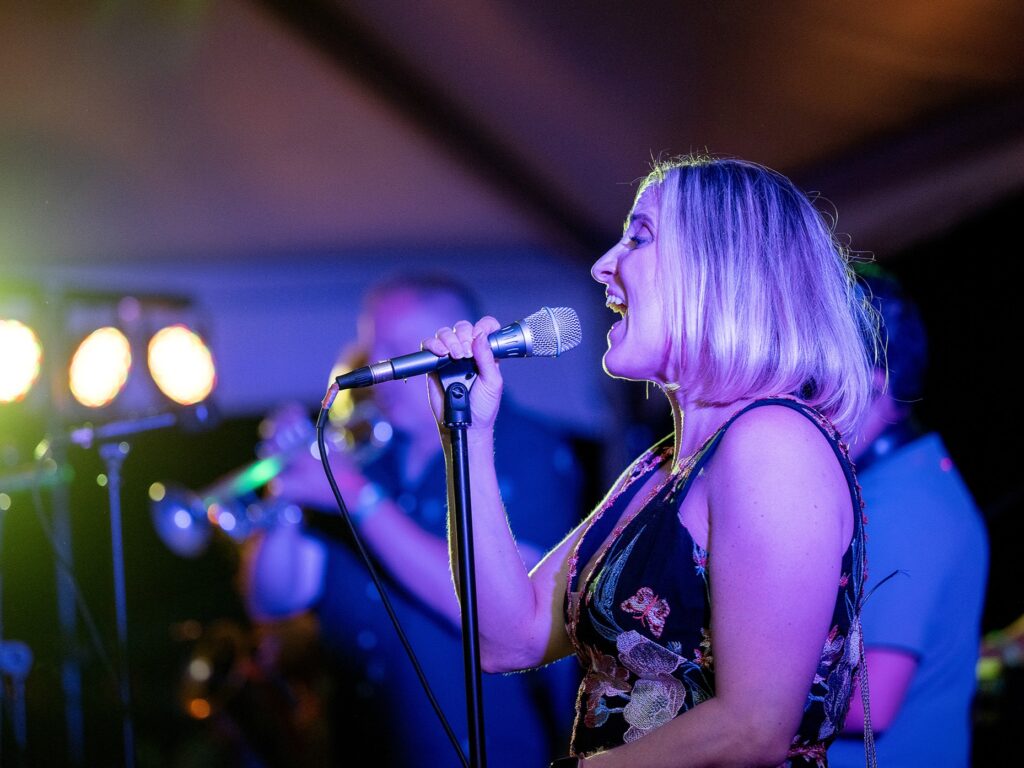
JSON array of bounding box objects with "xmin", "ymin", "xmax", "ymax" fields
[
  {"xmin": 847, "ymin": 395, "xmax": 905, "ymax": 462},
  {"xmin": 665, "ymin": 387, "xmax": 758, "ymax": 471}
]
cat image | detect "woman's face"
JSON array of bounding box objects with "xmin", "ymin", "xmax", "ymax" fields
[{"xmin": 591, "ymin": 188, "xmax": 672, "ymax": 383}]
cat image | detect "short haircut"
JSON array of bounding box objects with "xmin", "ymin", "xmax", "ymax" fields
[{"xmin": 635, "ymin": 155, "xmax": 879, "ymax": 435}]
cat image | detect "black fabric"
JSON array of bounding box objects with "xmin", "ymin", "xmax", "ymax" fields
[{"xmin": 565, "ymin": 398, "xmax": 867, "ymax": 765}]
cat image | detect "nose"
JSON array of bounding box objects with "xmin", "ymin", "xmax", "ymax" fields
[{"xmin": 591, "ymin": 244, "xmax": 619, "ymax": 285}]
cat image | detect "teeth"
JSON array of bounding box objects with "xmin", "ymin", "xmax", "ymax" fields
[{"xmin": 606, "ymin": 295, "xmax": 627, "ymax": 316}]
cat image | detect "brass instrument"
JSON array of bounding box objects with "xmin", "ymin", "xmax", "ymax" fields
[{"xmin": 150, "ymin": 398, "xmax": 391, "ymax": 558}]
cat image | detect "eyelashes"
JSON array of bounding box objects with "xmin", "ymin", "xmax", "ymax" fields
[{"xmin": 624, "ymin": 224, "xmax": 653, "ymax": 249}]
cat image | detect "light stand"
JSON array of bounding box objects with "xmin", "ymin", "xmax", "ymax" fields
[{"xmin": 97, "ymin": 441, "xmax": 136, "ymax": 768}]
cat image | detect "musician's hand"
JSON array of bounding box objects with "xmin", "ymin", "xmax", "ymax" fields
[
  {"xmin": 421, "ymin": 317, "xmax": 504, "ymax": 434},
  {"xmin": 271, "ymin": 446, "xmax": 373, "ymax": 511},
  {"xmin": 260, "ymin": 402, "xmax": 372, "ymax": 510},
  {"xmin": 257, "ymin": 401, "xmax": 313, "ymax": 458}
]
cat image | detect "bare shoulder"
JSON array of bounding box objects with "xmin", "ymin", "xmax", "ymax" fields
[
  {"xmin": 711, "ymin": 403, "xmax": 841, "ymax": 478},
  {"xmin": 706, "ymin": 404, "xmax": 851, "ymax": 546}
]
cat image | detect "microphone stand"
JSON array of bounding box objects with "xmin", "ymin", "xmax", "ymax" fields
[
  {"xmin": 98, "ymin": 440, "xmax": 136, "ymax": 768},
  {"xmin": 63, "ymin": 410, "xmax": 211, "ymax": 768},
  {"xmin": 441, "ymin": 360, "xmax": 487, "ymax": 768}
]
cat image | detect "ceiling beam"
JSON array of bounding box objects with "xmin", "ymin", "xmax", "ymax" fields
[
  {"xmin": 796, "ymin": 89, "xmax": 1024, "ymax": 257},
  {"xmin": 253, "ymin": 0, "xmax": 607, "ymax": 256}
]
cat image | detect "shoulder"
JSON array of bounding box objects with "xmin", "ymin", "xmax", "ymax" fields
[
  {"xmin": 862, "ymin": 434, "xmax": 988, "ymax": 560},
  {"xmin": 706, "ymin": 403, "xmax": 850, "ymax": 524},
  {"xmin": 703, "ymin": 404, "xmax": 853, "ymax": 561},
  {"xmin": 713, "ymin": 402, "xmax": 842, "ymax": 472}
]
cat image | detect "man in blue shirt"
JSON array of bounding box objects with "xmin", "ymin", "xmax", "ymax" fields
[{"xmin": 830, "ymin": 271, "xmax": 988, "ymax": 767}]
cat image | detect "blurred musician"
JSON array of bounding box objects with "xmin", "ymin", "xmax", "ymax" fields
[
  {"xmin": 246, "ymin": 275, "xmax": 583, "ymax": 767},
  {"xmin": 830, "ymin": 269, "xmax": 988, "ymax": 767}
]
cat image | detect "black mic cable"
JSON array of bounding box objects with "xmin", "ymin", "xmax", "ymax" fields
[
  {"xmin": 314, "ymin": 391, "xmax": 469, "ymax": 768},
  {"xmin": 313, "ymin": 305, "xmax": 581, "ymax": 768}
]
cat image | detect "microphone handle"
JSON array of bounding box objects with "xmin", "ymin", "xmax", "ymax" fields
[{"xmin": 336, "ymin": 320, "xmax": 530, "ymax": 390}]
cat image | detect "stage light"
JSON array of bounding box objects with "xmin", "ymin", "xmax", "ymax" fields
[
  {"xmin": 0, "ymin": 319, "xmax": 43, "ymax": 403},
  {"xmin": 69, "ymin": 327, "xmax": 132, "ymax": 407},
  {"xmin": 187, "ymin": 698, "xmax": 211, "ymax": 720},
  {"xmin": 148, "ymin": 325, "xmax": 216, "ymax": 406},
  {"xmin": 188, "ymin": 658, "xmax": 212, "ymax": 682}
]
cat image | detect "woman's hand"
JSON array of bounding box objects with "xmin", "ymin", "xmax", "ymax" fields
[{"xmin": 421, "ymin": 316, "xmax": 504, "ymax": 433}]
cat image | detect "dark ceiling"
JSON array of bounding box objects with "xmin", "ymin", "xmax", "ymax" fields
[{"xmin": 3, "ymin": 0, "xmax": 1024, "ymax": 267}]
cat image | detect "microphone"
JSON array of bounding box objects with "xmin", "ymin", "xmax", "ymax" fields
[{"xmin": 335, "ymin": 306, "xmax": 581, "ymax": 391}]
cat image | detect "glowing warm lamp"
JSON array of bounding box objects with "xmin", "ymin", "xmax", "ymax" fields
[
  {"xmin": 69, "ymin": 327, "xmax": 132, "ymax": 407},
  {"xmin": 0, "ymin": 319, "xmax": 43, "ymax": 403},
  {"xmin": 187, "ymin": 698, "xmax": 211, "ymax": 720},
  {"xmin": 148, "ymin": 325, "xmax": 216, "ymax": 405}
]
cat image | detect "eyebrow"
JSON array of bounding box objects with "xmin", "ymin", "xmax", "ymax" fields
[{"xmin": 625, "ymin": 212, "xmax": 653, "ymax": 232}]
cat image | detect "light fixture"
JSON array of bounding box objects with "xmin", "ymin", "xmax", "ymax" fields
[
  {"xmin": 68, "ymin": 327, "xmax": 132, "ymax": 408},
  {"xmin": 0, "ymin": 319, "xmax": 42, "ymax": 403},
  {"xmin": 148, "ymin": 325, "xmax": 216, "ymax": 406}
]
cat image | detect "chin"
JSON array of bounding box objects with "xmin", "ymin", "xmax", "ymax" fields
[
  {"xmin": 603, "ymin": 346, "xmax": 667, "ymax": 385},
  {"xmin": 602, "ymin": 350, "xmax": 641, "ymax": 382}
]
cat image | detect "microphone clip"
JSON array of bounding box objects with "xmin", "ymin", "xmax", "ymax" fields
[{"xmin": 440, "ymin": 358, "xmax": 477, "ymax": 429}]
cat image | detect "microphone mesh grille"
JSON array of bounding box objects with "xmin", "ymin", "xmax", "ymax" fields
[{"xmin": 523, "ymin": 307, "xmax": 582, "ymax": 357}]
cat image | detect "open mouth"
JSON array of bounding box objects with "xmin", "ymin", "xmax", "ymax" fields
[{"xmin": 606, "ymin": 293, "xmax": 627, "ymax": 319}]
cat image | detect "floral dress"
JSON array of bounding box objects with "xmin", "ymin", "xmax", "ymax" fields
[{"xmin": 565, "ymin": 398, "xmax": 866, "ymax": 766}]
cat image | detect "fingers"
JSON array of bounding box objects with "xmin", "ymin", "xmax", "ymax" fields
[
  {"xmin": 421, "ymin": 316, "xmax": 500, "ymax": 361},
  {"xmin": 444, "ymin": 320, "xmax": 475, "ymax": 358},
  {"xmin": 474, "ymin": 316, "xmax": 501, "ymax": 336},
  {"xmin": 421, "ymin": 335, "xmax": 448, "ymax": 357},
  {"xmin": 421, "ymin": 323, "xmax": 468, "ymax": 358},
  {"xmin": 471, "ymin": 317, "xmax": 501, "ymax": 383},
  {"xmin": 421, "ymin": 316, "xmax": 504, "ymax": 398},
  {"xmin": 421, "ymin": 316, "xmax": 504, "ymax": 430}
]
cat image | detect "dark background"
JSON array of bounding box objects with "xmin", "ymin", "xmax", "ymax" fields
[
  {"xmin": 4, "ymin": 190, "xmax": 1022, "ymax": 764},
  {"xmin": 4, "ymin": 0, "xmax": 1024, "ymax": 764}
]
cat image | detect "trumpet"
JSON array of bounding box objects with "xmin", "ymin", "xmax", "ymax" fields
[{"xmin": 150, "ymin": 399, "xmax": 392, "ymax": 558}]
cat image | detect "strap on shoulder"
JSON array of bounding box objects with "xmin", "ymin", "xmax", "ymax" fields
[{"xmin": 690, "ymin": 397, "xmax": 856, "ymax": 495}]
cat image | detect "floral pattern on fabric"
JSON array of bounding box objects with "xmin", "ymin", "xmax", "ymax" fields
[
  {"xmin": 620, "ymin": 588, "xmax": 671, "ymax": 637},
  {"xmin": 564, "ymin": 398, "xmax": 867, "ymax": 766}
]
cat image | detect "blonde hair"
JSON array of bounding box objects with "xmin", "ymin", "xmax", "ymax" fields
[{"xmin": 637, "ymin": 155, "xmax": 878, "ymax": 435}]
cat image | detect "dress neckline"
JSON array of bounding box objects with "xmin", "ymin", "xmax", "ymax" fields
[
  {"xmin": 568, "ymin": 425, "xmax": 721, "ymax": 599},
  {"xmin": 567, "ymin": 396, "xmax": 844, "ymax": 601}
]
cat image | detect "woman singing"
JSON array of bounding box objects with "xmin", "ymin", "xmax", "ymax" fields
[{"xmin": 422, "ymin": 156, "xmax": 876, "ymax": 767}]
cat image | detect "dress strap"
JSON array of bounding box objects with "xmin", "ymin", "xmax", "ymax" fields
[
  {"xmin": 688, "ymin": 397, "xmax": 867, "ymax": 603},
  {"xmin": 688, "ymin": 397, "xmax": 861, "ymax": 512},
  {"xmin": 568, "ymin": 437, "xmax": 672, "ymax": 595}
]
